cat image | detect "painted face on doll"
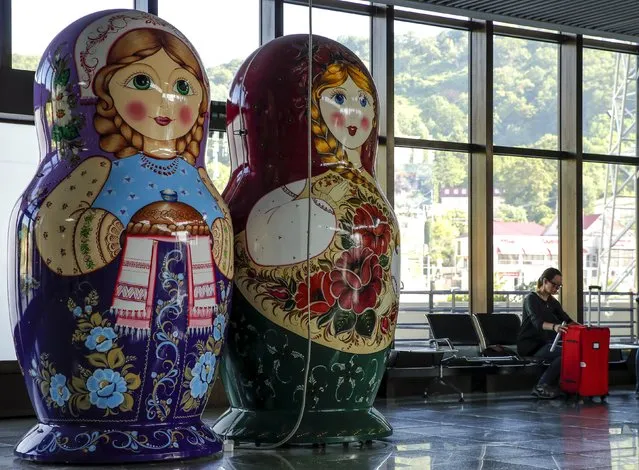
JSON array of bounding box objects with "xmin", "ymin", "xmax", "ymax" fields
[
  {"xmin": 109, "ymin": 48, "xmax": 202, "ymax": 143},
  {"xmin": 319, "ymin": 76, "xmax": 375, "ymax": 151}
]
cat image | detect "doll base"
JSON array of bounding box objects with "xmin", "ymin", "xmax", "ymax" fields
[
  {"xmin": 213, "ymin": 406, "xmax": 392, "ymax": 445},
  {"xmin": 14, "ymin": 419, "xmax": 222, "ymax": 463}
]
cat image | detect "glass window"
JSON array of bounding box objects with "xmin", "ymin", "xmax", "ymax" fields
[
  {"xmin": 160, "ymin": 0, "xmax": 260, "ymax": 102},
  {"xmin": 498, "ymin": 254, "xmax": 520, "ymax": 265},
  {"xmin": 583, "ymin": 49, "xmax": 637, "ymax": 156},
  {"xmin": 0, "ymin": 123, "xmax": 40, "ymax": 360},
  {"xmin": 283, "ymin": 4, "xmax": 371, "ymax": 68},
  {"xmin": 205, "ymin": 131, "xmax": 231, "ymax": 193},
  {"xmin": 11, "ymin": 1, "xmax": 132, "ymax": 71},
  {"xmin": 492, "ymin": 156, "xmax": 559, "ymax": 301},
  {"xmin": 394, "ymin": 148, "xmax": 469, "ymax": 345},
  {"xmin": 394, "ymin": 21, "xmax": 469, "ymax": 142},
  {"xmin": 493, "ymin": 36, "xmax": 559, "ymax": 150},
  {"xmin": 582, "ymin": 162, "xmax": 637, "ymax": 293}
]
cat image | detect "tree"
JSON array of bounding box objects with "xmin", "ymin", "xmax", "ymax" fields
[
  {"xmin": 395, "ymin": 96, "xmax": 429, "ymax": 139},
  {"xmin": 206, "ymin": 161, "xmax": 231, "ymax": 193},
  {"xmin": 432, "ymin": 152, "xmax": 467, "ymax": 189},
  {"xmin": 206, "ymin": 58, "xmax": 244, "ymax": 102},
  {"xmin": 495, "ymin": 204, "xmax": 528, "ymax": 222},
  {"xmin": 337, "ymin": 35, "xmax": 370, "ymax": 69},
  {"xmin": 11, "ymin": 54, "xmax": 40, "ymax": 71},
  {"xmin": 493, "ymin": 156, "xmax": 557, "ymax": 225},
  {"xmin": 429, "ymin": 214, "xmax": 458, "ymax": 265}
]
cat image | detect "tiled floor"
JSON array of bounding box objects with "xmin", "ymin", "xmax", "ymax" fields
[{"xmin": 2, "ymin": 389, "xmax": 639, "ymax": 469}]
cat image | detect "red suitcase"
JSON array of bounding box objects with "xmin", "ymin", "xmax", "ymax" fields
[{"xmin": 559, "ymin": 325, "xmax": 610, "ymax": 399}]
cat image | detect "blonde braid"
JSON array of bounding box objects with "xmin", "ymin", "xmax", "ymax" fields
[
  {"xmin": 94, "ymin": 63, "xmax": 144, "ymax": 158},
  {"xmin": 178, "ymin": 103, "xmax": 207, "ymax": 165}
]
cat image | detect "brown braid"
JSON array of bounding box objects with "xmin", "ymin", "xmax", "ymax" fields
[
  {"xmin": 93, "ymin": 29, "xmax": 208, "ymax": 163},
  {"xmin": 311, "ymin": 62, "xmax": 378, "ymax": 192}
]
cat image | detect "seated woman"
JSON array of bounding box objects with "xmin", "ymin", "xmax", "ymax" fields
[{"xmin": 517, "ymin": 267, "xmax": 575, "ymax": 399}]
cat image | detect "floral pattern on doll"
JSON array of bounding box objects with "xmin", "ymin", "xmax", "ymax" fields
[
  {"xmin": 46, "ymin": 47, "xmax": 85, "ymax": 166},
  {"xmin": 84, "ymin": 326, "xmax": 117, "ymax": 352},
  {"xmin": 29, "ymin": 288, "xmax": 142, "ymax": 418},
  {"xmin": 179, "ymin": 336, "xmax": 221, "ymax": 413},
  {"xmin": 29, "ymin": 356, "xmax": 71, "ymax": 410},
  {"xmin": 177, "ymin": 284, "xmax": 229, "ymax": 414},
  {"xmin": 189, "ymin": 351, "xmax": 216, "ymax": 399},
  {"xmin": 237, "ymin": 176, "xmax": 398, "ymax": 351}
]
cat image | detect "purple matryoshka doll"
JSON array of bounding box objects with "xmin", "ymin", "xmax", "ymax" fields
[
  {"xmin": 8, "ymin": 10, "xmax": 233, "ymax": 463},
  {"xmin": 214, "ymin": 35, "xmax": 400, "ymax": 443}
]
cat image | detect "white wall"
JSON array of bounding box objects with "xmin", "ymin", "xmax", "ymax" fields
[{"xmin": 0, "ymin": 123, "xmax": 39, "ymax": 360}]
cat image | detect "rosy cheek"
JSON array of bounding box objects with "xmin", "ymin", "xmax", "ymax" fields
[
  {"xmin": 331, "ymin": 112, "xmax": 345, "ymax": 128},
  {"xmin": 361, "ymin": 117, "xmax": 370, "ymax": 130},
  {"xmin": 125, "ymin": 100, "xmax": 146, "ymax": 121},
  {"xmin": 179, "ymin": 106, "xmax": 193, "ymax": 126}
]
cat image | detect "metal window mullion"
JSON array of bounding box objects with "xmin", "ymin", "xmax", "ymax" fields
[
  {"xmin": 635, "ymin": 49, "xmax": 639, "ymax": 307},
  {"xmin": 134, "ymin": 0, "xmax": 158, "ymax": 14},
  {"xmin": 261, "ymin": 0, "xmax": 284, "ymax": 44},
  {"xmin": 394, "ymin": 137, "xmax": 473, "ymax": 153},
  {"xmin": 493, "ymin": 24, "xmax": 561, "ymax": 43},
  {"xmin": 583, "ymin": 153, "xmax": 639, "ymax": 164},
  {"xmin": 286, "ymin": 0, "xmax": 373, "ymax": 15},
  {"xmin": 394, "ymin": 9, "xmax": 471, "ymax": 30},
  {"xmin": 583, "ymin": 38, "xmax": 639, "ymax": 55},
  {"xmin": 0, "ymin": 0, "xmax": 10, "ymax": 69}
]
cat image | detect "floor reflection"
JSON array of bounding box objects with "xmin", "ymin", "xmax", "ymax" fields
[{"xmin": 2, "ymin": 389, "xmax": 639, "ymax": 469}]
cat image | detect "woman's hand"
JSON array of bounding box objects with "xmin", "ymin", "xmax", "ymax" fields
[{"xmin": 553, "ymin": 323, "xmax": 569, "ymax": 335}]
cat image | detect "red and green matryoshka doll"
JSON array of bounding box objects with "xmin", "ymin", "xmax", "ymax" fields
[{"xmin": 215, "ymin": 34, "xmax": 401, "ymax": 444}]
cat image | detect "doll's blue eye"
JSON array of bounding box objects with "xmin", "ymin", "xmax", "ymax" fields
[
  {"xmin": 359, "ymin": 95, "xmax": 368, "ymax": 107},
  {"xmin": 333, "ymin": 93, "xmax": 346, "ymax": 105}
]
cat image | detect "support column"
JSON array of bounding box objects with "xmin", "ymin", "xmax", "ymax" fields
[
  {"xmin": 559, "ymin": 34, "xmax": 584, "ymax": 321},
  {"xmin": 372, "ymin": 4, "xmax": 394, "ymax": 200},
  {"xmin": 469, "ymin": 20, "xmax": 493, "ymax": 314}
]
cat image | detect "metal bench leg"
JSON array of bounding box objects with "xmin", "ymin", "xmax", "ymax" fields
[{"xmin": 424, "ymin": 364, "xmax": 464, "ymax": 402}]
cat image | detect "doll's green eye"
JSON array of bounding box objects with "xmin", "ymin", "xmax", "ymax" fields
[
  {"xmin": 174, "ymin": 79, "xmax": 193, "ymax": 96},
  {"xmin": 126, "ymin": 74, "xmax": 152, "ymax": 90}
]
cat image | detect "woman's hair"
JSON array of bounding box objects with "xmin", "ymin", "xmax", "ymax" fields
[
  {"xmin": 537, "ymin": 267, "xmax": 562, "ymax": 289},
  {"xmin": 93, "ymin": 29, "xmax": 207, "ymax": 164},
  {"xmin": 310, "ymin": 62, "xmax": 376, "ymax": 189}
]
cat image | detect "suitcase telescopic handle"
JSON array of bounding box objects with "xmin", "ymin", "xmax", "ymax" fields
[
  {"xmin": 550, "ymin": 321, "xmax": 566, "ymax": 352},
  {"xmin": 588, "ymin": 285, "xmax": 602, "ymax": 327}
]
